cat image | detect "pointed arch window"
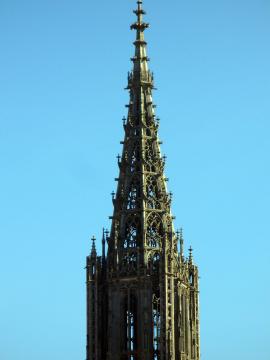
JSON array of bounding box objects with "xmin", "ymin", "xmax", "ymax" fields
[
  {"xmin": 123, "ymin": 252, "xmax": 137, "ymax": 271},
  {"xmin": 153, "ymin": 294, "xmax": 161, "ymax": 359},
  {"xmin": 146, "ymin": 176, "xmax": 161, "ymax": 209},
  {"xmin": 124, "ymin": 217, "xmax": 141, "ymax": 248},
  {"xmin": 127, "ymin": 178, "xmax": 140, "ymax": 210},
  {"xmin": 130, "ymin": 142, "xmax": 140, "ymax": 173},
  {"xmin": 122, "ymin": 291, "xmax": 137, "ymax": 360},
  {"xmin": 146, "ymin": 213, "xmax": 163, "ymax": 248},
  {"xmin": 144, "ymin": 139, "xmax": 159, "ymax": 173}
]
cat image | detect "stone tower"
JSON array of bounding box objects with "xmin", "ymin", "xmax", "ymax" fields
[{"xmin": 86, "ymin": 1, "xmax": 200, "ymax": 359}]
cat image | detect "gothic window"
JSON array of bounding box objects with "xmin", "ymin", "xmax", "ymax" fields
[
  {"xmin": 146, "ymin": 213, "xmax": 163, "ymax": 247},
  {"xmin": 146, "ymin": 176, "xmax": 160, "ymax": 209},
  {"xmin": 144, "ymin": 139, "xmax": 152, "ymax": 159},
  {"xmin": 121, "ymin": 252, "xmax": 137, "ymax": 275},
  {"xmin": 127, "ymin": 178, "xmax": 140, "ymax": 210},
  {"xmin": 124, "ymin": 294, "xmax": 137, "ymax": 359},
  {"xmin": 144, "ymin": 140, "xmax": 156, "ymax": 172},
  {"xmin": 91, "ymin": 264, "xmax": 96, "ymax": 276},
  {"xmin": 130, "ymin": 142, "xmax": 140, "ymax": 173},
  {"xmin": 126, "ymin": 252, "xmax": 137, "ymax": 266},
  {"xmin": 127, "ymin": 185, "xmax": 137, "ymax": 210},
  {"xmin": 152, "ymin": 294, "xmax": 160, "ymax": 359},
  {"xmin": 127, "ymin": 309, "xmax": 135, "ymax": 358},
  {"xmin": 124, "ymin": 224, "xmax": 137, "ymax": 248},
  {"xmin": 124, "ymin": 217, "xmax": 140, "ymax": 248}
]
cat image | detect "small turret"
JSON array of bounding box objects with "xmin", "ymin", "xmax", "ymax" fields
[
  {"xmin": 180, "ymin": 228, "xmax": 184, "ymax": 260},
  {"xmin": 90, "ymin": 236, "xmax": 97, "ymax": 258}
]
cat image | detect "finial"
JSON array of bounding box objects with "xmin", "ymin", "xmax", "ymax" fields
[
  {"xmin": 91, "ymin": 236, "xmax": 96, "ymax": 257},
  {"xmin": 136, "ymin": 0, "xmax": 144, "ymax": 13},
  {"xmin": 137, "ymin": 0, "xmax": 143, "ymax": 10},
  {"xmin": 91, "ymin": 235, "xmax": 96, "ymax": 246},
  {"xmin": 180, "ymin": 228, "xmax": 184, "ymax": 240},
  {"xmin": 189, "ymin": 246, "xmax": 193, "ymax": 264},
  {"xmin": 131, "ymin": 2, "xmax": 148, "ymax": 29},
  {"xmin": 132, "ymin": 0, "xmax": 146, "ymax": 25},
  {"xmin": 117, "ymin": 154, "xmax": 121, "ymax": 163},
  {"xmin": 176, "ymin": 228, "xmax": 184, "ymax": 260}
]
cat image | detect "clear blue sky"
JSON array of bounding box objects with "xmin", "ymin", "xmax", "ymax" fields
[{"xmin": 0, "ymin": 0, "xmax": 269, "ymax": 359}]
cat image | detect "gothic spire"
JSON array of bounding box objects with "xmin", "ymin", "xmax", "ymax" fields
[
  {"xmin": 107, "ymin": 0, "xmax": 177, "ymax": 274},
  {"xmin": 86, "ymin": 2, "xmax": 200, "ymax": 359}
]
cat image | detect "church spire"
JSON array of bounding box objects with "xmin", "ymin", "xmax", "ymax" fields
[
  {"xmin": 107, "ymin": 0, "xmax": 174, "ymax": 272},
  {"xmin": 86, "ymin": 2, "xmax": 200, "ymax": 359}
]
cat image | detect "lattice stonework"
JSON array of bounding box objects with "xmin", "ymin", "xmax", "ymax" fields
[{"xmin": 86, "ymin": 1, "xmax": 200, "ymax": 360}]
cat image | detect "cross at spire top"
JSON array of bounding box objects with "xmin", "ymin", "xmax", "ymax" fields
[{"xmin": 133, "ymin": 1, "xmax": 146, "ymax": 22}]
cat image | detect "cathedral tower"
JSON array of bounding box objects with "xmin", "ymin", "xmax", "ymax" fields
[{"xmin": 86, "ymin": 1, "xmax": 200, "ymax": 359}]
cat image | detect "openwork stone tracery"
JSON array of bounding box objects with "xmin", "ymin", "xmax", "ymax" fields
[{"xmin": 86, "ymin": 1, "xmax": 200, "ymax": 360}]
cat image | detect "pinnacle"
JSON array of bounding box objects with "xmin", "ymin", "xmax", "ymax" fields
[{"xmin": 90, "ymin": 236, "xmax": 97, "ymax": 257}]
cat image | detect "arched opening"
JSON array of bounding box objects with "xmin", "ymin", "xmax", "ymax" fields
[
  {"xmin": 146, "ymin": 213, "xmax": 163, "ymax": 248},
  {"xmin": 123, "ymin": 292, "xmax": 137, "ymax": 360},
  {"xmin": 152, "ymin": 294, "xmax": 160, "ymax": 360},
  {"xmin": 124, "ymin": 216, "xmax": 141, "ymax": 249},
  {"xmin": 127, "ymin": 178, "xmax": 141, "ymax": 210},
  {"xmin": 146, "ymin": 176, "xmax": 161, "ymax": 209}
]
